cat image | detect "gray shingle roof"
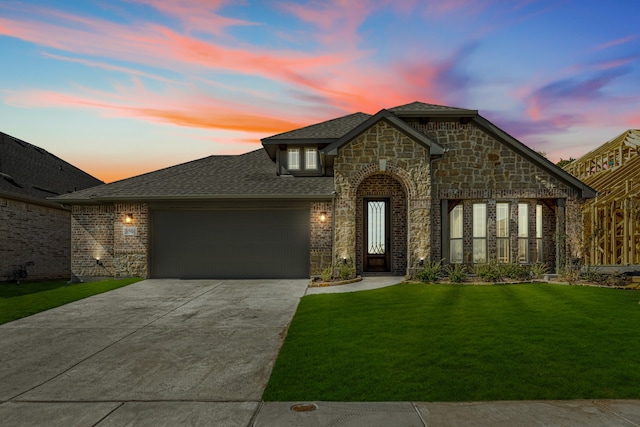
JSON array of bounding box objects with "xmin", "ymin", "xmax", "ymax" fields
[
  {"xmin": 0, "ymin": 131, "xmax": 103, "ymax": 201},
  {"xmin": 53, "ymin": 149, "xmax": 334, "ymax": 203},
  {"xmin": 388, "ymin": 101, "xmax": 478, "ymax": 117},
  {"xmin": 262, "ymin": 112, "xmax": 371, "ymax": 141}
]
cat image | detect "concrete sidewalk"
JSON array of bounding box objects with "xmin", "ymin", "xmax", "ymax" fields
[{"xmin": 253, "ymin": 400, "xmax": 640, "ymax": 426}]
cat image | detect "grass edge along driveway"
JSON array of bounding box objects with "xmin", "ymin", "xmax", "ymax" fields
[
  {"xmin": 0, "ymin": 278, "xmax": 143, "ymax": 325},
  {"xmin": 264, "ymin": 283, "xmax": 640, "ymax": 402}
]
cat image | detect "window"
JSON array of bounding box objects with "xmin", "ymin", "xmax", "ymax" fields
[
  {"xmin": 305, "ymin": 148, "xmax": 318, "ymax": 170},
  {"xmin": 518, "ymin": 203, "xmax": 529, "ymax": 263},
  {"xmin": 449, "ymin": 205, "xmax": 463, "ymax": 263},
  {"xmin": 536, "ymin": 204, "xmax": 543, "ymax": 262},
  {"xmin": 473, "ymin": 203, "xmax": 487, "ymax": 263},
  {"xmin": 496, "ymin": 203, "xmax": 509, "ymax": 263},
  {"xmin": 288, "ymin": 148, "xmax": 300, "ymax": 170}
]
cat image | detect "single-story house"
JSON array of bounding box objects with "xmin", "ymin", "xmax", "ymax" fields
[
  {"xmin": 564, "ymin": 129, "xmax": 640, "ymax": 266},
  {"xmin": 1, "ymin": 131, "xmax": 103, "ymax": 281},
  {"xmin": 53, "ymin": 102, "xmax": 595, "ymax": 281}
]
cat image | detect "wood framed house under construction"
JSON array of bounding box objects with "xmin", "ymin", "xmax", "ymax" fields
[{"xmin": 564, "ymin": 129, "xmax": 640, "ymax": 266}]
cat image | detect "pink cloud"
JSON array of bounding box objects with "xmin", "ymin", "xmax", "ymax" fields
[
  {"xmin": 595, "ymin": 35, "xmax": 638, "ymax": 51},
  {"xmin": 5, "ymin": 86, "xmax": 305, "ymax": 135},
  {"xmin": 126, "ymin": 0, "xmax": 256, "ymax": 35}
]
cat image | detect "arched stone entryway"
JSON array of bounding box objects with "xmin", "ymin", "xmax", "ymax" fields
[{"xmin": 355, "ymin": 174, "xmax": 407, "ymax": 275}]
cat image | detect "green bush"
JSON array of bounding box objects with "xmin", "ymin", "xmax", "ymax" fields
[
  {"xmin": 339, "ymin": 259, "xmax": 355, "ymax": 280},
  {"xmin": 530, "ymin": 262, "xmax": 549, "ymax": 279},
  {"xmin": 320, "ymin": 265, "xmax": 333, "ymax": 282},
  {"xmin": 474, "ymin": 263, "xmax": 501, "ymax": 282},
  {"xmin": 446, "ymin": 263, "xmax": 468, "ymax": 283},
  {"xmin": 416, "ymin": 259, "xmax": 444, "ymax": 283},
  {"xmin": 507, "ymin": 263, "xmax": 531, "ymax": 281}
]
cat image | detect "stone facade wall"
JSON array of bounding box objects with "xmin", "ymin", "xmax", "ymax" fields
[
  {"xmin": 71, "ymin": 203, "xmax": 148, "ymax": 281},
  {"xmin": 310, "ymin": 201, "xmax": 333, "ymax": 276},
  {"xmin": 333, "ymin": 120, "xmax": 432, "ymax": 277},
  {"xmin": 411, "ymin": 121, "xmax": 579, "ymax": 268},
  {"xmin": 1, "ymin": 196, "xmax": 71, "ymax": 281}
]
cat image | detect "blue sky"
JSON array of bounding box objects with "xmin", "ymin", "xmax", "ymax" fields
[{"xmin": 1, "ymin": 0, "xmax": 639, "ymax": 182}]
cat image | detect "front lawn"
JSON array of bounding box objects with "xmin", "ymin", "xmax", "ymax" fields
[
  {"xmin": 0, "ymin": 278, "xmax": 143, "ymax": 325},
  {"xmin": 264, "ymin": 283, "xmax": 640, "ymax": 402}
]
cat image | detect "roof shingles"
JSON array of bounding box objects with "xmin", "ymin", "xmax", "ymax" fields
[{"xmin": 55, "ymin": 149, "xmax": 334, "ymax": 202}]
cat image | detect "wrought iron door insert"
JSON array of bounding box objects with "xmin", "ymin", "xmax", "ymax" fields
[{"xmin": 364, "ymin": 198, "xmax": 391, "ymax": 272}]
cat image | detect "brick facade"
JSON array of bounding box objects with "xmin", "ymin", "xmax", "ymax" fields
[
  {"xmin": 1, "ymin": 196, "xmax": 71, "ymax": 281},
  {"xmin": 310, "ymin": 201, "xmax": 333, "ymax": 275},
  {"xmin": 71, "ymin": 203, "xmax": 147, "ymax": 281}
]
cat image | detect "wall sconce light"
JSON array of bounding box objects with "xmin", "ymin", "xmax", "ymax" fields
[
  {"xmin": 320, "ymin": 212, "xmax": 327, "ymax": 222},
  {"xmin": 343, "ymin": 257, "xmax": 347, "ymax": 265},
  {"xmin": 419, "ymin": 257, "xmax": 425, "ymax": 267},
  {"xmin": 124, "ymin": 213, "xmax": 133, "ymax": 224},
  {"xmin": 96, "ymin": 258, "xmax": 103, "ymax": 266}
]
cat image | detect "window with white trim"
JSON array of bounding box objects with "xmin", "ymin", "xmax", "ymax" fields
[
  {"xmin": 536, "ymin": 204, "xmax": 543, "ymax": 262},
  {"xmin": 473, "ymin": 203, "xmax": 487, "ymax": 263},
  {"xmin": 449, "ymin": 205, "xmax": 463, "ymax": 264},
  {"xmin": 305, "ymin": 148, "xmax": 318, "ymax": 170},
  {"xmin": 518, "ymin": 203, "xmax": 529, "ymax": 263},
  {"xmin": 288, "ymin": 148, "xmax": 300, "ymax": 170},
  {"xmin": 496, "ymin": 203, "xmax": 510, "ymax": 263}
]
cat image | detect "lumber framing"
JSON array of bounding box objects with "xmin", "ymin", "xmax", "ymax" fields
[{"xmin": 565, "ymin": 130, "xmax": 640, "ymax": 265}]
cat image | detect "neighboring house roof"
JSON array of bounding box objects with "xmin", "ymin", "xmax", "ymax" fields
[
  {"xmin": 0, "ymin": 131, "xmax": 103, "ymax": 204},
  {"xmin": 53, "ymin": 149, "xmax": 335, "ymax": 203}
]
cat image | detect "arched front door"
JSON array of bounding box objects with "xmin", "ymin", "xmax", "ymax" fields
[
  {"xmin": 356, "ymin": 174, "xmax": 407, "ymax": 275},
  {"xmin": 364, "ymin": 198, "xmax": 390, "ymax": 272}
]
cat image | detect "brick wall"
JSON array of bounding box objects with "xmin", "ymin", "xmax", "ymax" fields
[
  {"xmin": 310, "ymin": 201, "xmax": 332, "ymax": 275},
  {"xmin": 71, "ymin": 203, "xmax": 148, "ymax": 281},
  {"xmin": 0, "ymin": 196, "xmax": 70, "ymax": 281}
]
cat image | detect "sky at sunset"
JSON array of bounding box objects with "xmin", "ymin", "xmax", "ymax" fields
[{"xmin": 1, "ymin": 0, "xmax": 639, "ymax": 183}]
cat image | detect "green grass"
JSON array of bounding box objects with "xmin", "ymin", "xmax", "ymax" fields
[
  {"xmin": 0, "ymin": 278, "xmax": 143, "ymax": 325},
  {"xmin": 264, "ymin": 283, "xmax": 640, "ymax": 402}
]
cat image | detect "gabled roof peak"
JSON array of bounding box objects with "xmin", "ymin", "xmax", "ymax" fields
[{"xmin": 388, "ymin": 101, "xmax": 478, "ymax": 117}]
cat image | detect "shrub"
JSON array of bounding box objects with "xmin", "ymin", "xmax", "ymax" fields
[
  {"xmin": 320, "ymin": 265, "xmax": 333, "ymax": 282},
  {"xmin": 416, "ymin": 259, "xmax": 444, "ymax": 283},
  {"xmin": 580, "ymin": 265, "xmax": 606, "ymax": 284},
  {"xmin": 446, "ymin": 263, "xmax": 467, "ymax": 283},
  {"xmin": 474, "ymin": 263, "xmax": 501, "ymax": 282},
  {"xmin": 507, "ymin": 263, "xmax": 531, "ymax": 281},
  {"xmin": 530, "ymin": 262, "xmax": 549, "ymax": 279},
  {"xmin": 339, "ymin": 259, "xmax": 355, "ymax": 280}
]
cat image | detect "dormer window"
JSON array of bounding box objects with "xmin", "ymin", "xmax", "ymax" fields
[
  {"xmin": 288, "ymin": 148, "xmax": 300, "ymax": 170},
  {"xmin": 285, "ymin": 147, "xmax": 320, "ymax": 174},
  {"xmin": 305, "ymin": 148, "xmax": 318, "ymax": 169}
]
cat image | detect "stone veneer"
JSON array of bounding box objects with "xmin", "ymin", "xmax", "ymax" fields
[
  {"xmin": 1, "ymin": 196, "xmax": 71, "ymax": 281},
  {"xmin": 415, "ymin": 121, "xmax": 580, "ymax": 268},
  {"xmin": 333, "ymin": 121, "xmax": 432, "ymax": 277},
  {"xmin": 71, "ymin": 203, "xmax": 147, "ymax": 281}
]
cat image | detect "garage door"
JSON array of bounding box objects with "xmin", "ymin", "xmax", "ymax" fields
[{"xmin": 149, "ymin": 208, "xmax": 310, "ymax": 279}]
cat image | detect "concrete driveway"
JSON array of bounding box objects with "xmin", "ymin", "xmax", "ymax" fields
[{"xmin": 0, "ymin": 279, "xmax": 308, "ymax": 426}]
